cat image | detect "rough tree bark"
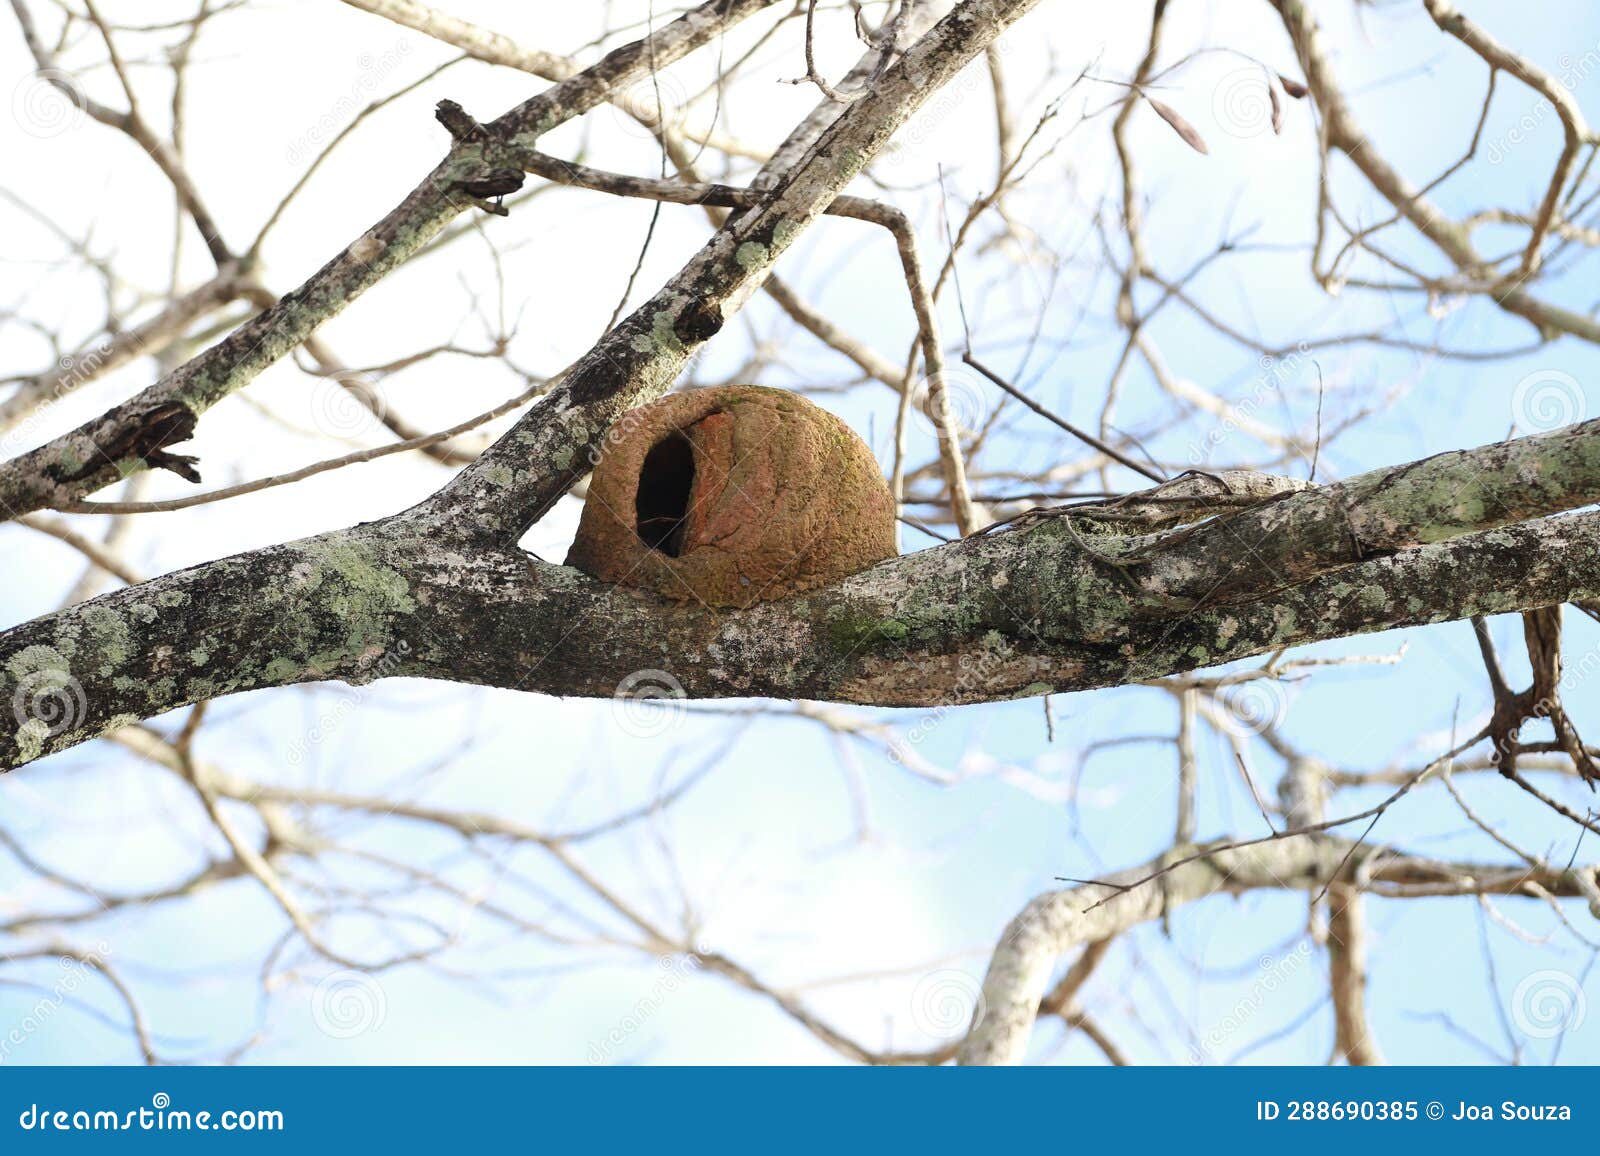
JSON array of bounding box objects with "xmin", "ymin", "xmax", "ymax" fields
[{"xmin": 4, "ymin": 418, "xmax": 1598, "ymax": 768}]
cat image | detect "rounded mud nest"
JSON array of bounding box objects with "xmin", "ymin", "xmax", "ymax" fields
[{"xmin": 566, "ymin": 385, "xmax": 897, "ymax": 607}]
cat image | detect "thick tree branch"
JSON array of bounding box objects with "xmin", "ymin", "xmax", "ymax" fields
[
  {"xmin": 4, "ymin": 424, "xmax": 1598, "ymax": 770},
  {"xmin": 0, "ymin": 0, "xmax": 782, "ymax": 519}
]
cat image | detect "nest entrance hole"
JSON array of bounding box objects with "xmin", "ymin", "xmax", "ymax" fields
[{"xmin": 636, "ymin": 430, "xmax": 696, "ymax": 556}]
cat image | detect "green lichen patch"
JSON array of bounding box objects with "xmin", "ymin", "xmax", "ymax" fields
[
  {"xmin": 6, "ymin": 644, "xmax": 70, "ymax": 682},
  {"xmin": 284, "ymin": 537, "xmax": 418, "ymax": 661},
  {"xmin": 735, "ymin": 241, "xmax": 769, "ymax": 269},
  {"xmin": 14, "ymin": 718, "xmax": 48, "ymax": 764},
  {"xmin": 80, "ymin": 605, "xmax": 131, "ymax": 676},
  {"xmin": 828, "ymin": 613, "xmax": 911, "ymax": 653}
]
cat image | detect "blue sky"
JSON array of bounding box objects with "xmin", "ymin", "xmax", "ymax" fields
[{"xmin": 1, "ymin": 0, "xmax": 1598, "ymax": 1065}]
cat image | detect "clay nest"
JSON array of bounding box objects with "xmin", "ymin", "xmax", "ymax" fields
[{"xmin": 566, "ymin": 385, "xmax": 897, "ymax": 607}]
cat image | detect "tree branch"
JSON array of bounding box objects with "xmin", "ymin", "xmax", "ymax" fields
[
  {"xmin": 0, "ymin": 0, "xmax": 783, "ymax": 519},
  {"xmin": 957, "ymin": 837, "xmax": 1600, "ymax": 1064},
  {"xmin": 4, "ymin": 431, "xmax": 1598, "ymax": 770}
]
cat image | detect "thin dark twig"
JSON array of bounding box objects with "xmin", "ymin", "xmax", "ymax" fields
[
  {"xmin": 898, "ymin": 514, "xmax": 954, "ymax": 542},
  {"xmin": 939, "ymin": 164, "xmax": 974, "ymax": 350},
  {"xmin": 962, "ymin": 353, "xmax": 1167, "ymax": 482},
  {"xmin": 1506, "ymin": 772, "xmax": 1600, "ymax": 836},
  {"xmin": 1311, "ymin": 810, "xmax": 1380, "ymax": 905},
  {"xmin": 1066, "ymin": 736, "xmax": 1469, "ymax": 911},
  {"xmin": 1235, "ymin": 750, "xmax": 1277, "ymax": 833},
  {"xmin": 1309, "ymin": 361, "xmax": 1325, "ymax": 483}
]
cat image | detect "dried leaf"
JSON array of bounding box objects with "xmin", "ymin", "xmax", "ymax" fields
[
  {"xmin": 1278, "ymin": 73, "xmax": 1309, "ymax": 99},
  {"xmin": 1146, "ymin": 96, "xmax": 1209, "ymax": 155},
  {"xmin": 1269, "ymin": 80, "xmax": 1283, "ymax": 135}
]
